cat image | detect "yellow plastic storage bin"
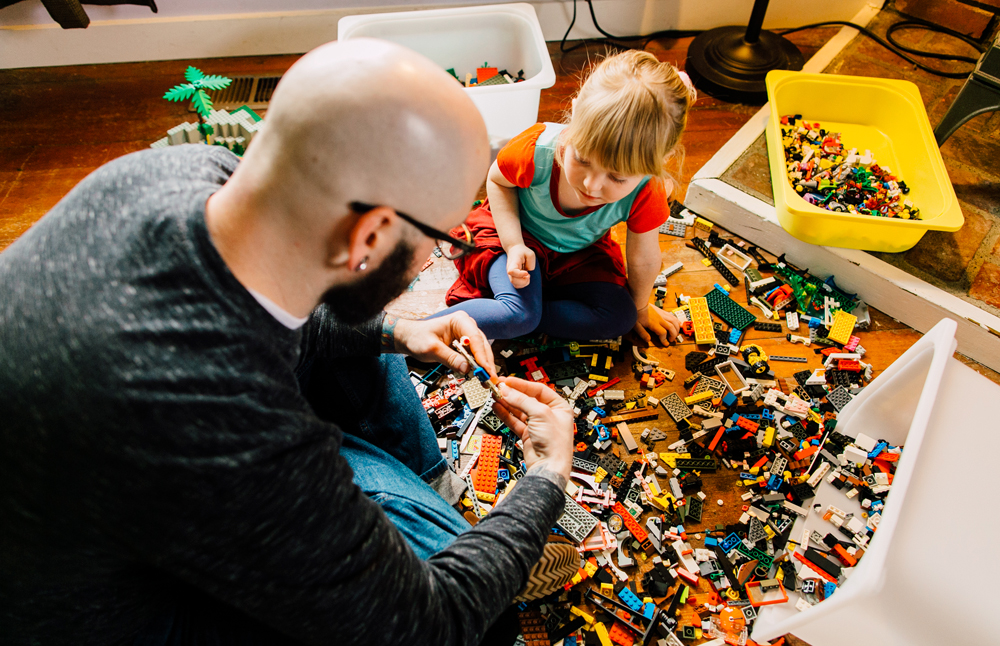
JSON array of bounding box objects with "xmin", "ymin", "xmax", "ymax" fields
[{"xmin": 764, "ymin": 71, "xmax": 963, "ymax": 252}]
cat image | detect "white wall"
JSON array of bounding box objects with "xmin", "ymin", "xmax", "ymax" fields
[{"xmin": 0, "ymin": 0, "xmax": 882, "ymax": 69}]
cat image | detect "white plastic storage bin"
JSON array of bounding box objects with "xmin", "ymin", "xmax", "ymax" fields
[
  {"xmin": 752, "ymin": 318, "xmax": 1000, "ymax": 646},
  {"xmin": 338, "ymin": 3, "xmax": 555, "ymax": 149}
]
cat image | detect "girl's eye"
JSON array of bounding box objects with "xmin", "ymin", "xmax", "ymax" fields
[
  {"xmin": 609, "ymin": 175, "xmax": 627, "ymax": 184},
  {"xmin": 574, "ymin": 155, "xmax": 590, "ymax": 166}
]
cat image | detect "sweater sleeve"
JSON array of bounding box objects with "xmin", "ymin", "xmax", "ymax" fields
[
  {"xmin": 110, "ymin": 372, "xmax": 565, "ymax": 646},
  {"xmin": 299, "ymin": 304, "xmax": 385, "ymax": 360}
]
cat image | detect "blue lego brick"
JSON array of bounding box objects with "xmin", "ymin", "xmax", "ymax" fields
[
  {"xmin": 618, "ymin": 587, "xmax": 644, "ymax": 613},
  {"xmin": 722, "ymin": 392, "xmax": 737, "ymax": 407},
  {"xmin": 643, "ymin": 601, "xmax": 656, "ymax": 620},
  {"xmin": 869, "ymin": 441, "xmax": 887, "ymax": 459},
  {"xmin": 721, "ymin": 533, "xmax": 741, "ymax": 552},
  {"xmin": 729, "ymin": 328, "xmax": 743, "ymax": 344},
  {"xmin": 766, "ymin": 474, "xmax": 783, "ymax": 491},
  {"xmin": 705, "ymin": 536, "xmax": 718, "ymax": 548},
  {"xmin": 823, "ymin": 582, "xmax": 837, "ymax": 597}
]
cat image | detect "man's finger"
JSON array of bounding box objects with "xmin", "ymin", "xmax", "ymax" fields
[
  {"xmin": 451, "ymin": 317, "xmax": 497, "ymax": 379},
  {"xmin": 634, "ymin": 323, "xmax": 651, "ymax": 345},
  {"xmin": 439, "ymin": 344, "xmax": 470, "ymax": 374},
  {"xmin": 500, "ymin": 376, "xmax": 564, "ymax": 407},
  {"xmin": 496, "ymin": 381, "xmax": 550, "ymax": 419},
  {"xmin": 492, "ymin": 401, "xmax": 527, "ymax": 436},
  {"xmin": 524, "ymin": 252, "xmax": 536, "ymax": 271}
]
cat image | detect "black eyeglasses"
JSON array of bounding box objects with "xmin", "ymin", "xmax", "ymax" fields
[{"xmin": 349, "ymin": 201, "xmax": 476, "ymax": 260}]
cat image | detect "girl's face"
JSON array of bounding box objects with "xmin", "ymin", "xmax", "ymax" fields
[{"xmin": 561, "ymin": 143, "xmax": 644, "ymax": 207}]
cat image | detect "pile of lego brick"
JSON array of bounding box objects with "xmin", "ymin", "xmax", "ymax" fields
[
  {"xmin": 410, "ymin": 225, "xmax": 903, "ymax": 646},
  {"xmin": 445, "ymin": 62, "xmax": 526, "ymax": 87},
  {"xmin": 779, "ymin": 114, "xmax": 920, "ymax": 220}
]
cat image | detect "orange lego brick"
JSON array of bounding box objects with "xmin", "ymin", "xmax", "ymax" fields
[{"xmin": 473, "ymin": 434, "xmax": 503, "ymax": 494}]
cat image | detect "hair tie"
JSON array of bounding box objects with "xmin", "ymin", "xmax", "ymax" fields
[{"xmin": 677, "ymin": 70, "xmax": 697, "ymax": 102}]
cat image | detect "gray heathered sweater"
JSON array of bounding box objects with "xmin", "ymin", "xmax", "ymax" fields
[{"xmin": 0, "ymin": 146, "xmax": 565, "ymax": 645}]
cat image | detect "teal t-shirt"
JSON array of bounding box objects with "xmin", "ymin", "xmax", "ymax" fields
[{"xmin": 517, "ymin": 123, "xmax": 651, "ymax": 254}]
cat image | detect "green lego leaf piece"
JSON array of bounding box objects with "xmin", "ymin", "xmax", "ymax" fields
[
  {"xmin": 184, "ymin": 66, "xmax": 205, "ymax": 83},
  {"xmin": 163, "ymin": 85, "xmax": 196, "ymax": 102},
  {"xmin": 198, "ymin": 75, "xmax": 232, "ymax": 91},
  {"xmin": 190, "ymin": 90, "xmax": 214, "ymax": 121}
]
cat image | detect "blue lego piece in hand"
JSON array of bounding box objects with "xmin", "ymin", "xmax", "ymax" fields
[{"xmin": 473, "ymin": 366, "xmax": 489, "ymax": 382}]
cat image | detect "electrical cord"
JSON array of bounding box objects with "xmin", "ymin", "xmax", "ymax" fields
[
  {"xmin": 776, "ymin": 18, "xmax": 984, "ymax": 79},
  {"xmin": 558, "ymin": 0, "xmax": 986, "ymax": 79}
]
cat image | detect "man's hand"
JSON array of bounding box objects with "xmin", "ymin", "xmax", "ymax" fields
[
  {"xmin": 491, "ymin": 377, "xmax": 574, "ymax": 482},
  {"xmin": 505, "ymin": 244, "xmax": 536, "ymax": 289},
  {"xmin": 633, "ymin": 304, "xmax": 681, "ymax": 346},
  {"xmin": 392, "ymin": 313, "xmax": 496, "ymax": 379}
]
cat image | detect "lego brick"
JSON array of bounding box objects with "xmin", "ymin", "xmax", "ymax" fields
[
  {"xmin": 688, "ymin": 296, "xmax": 715, "ymax": 345},
  {"xmin": 705, "ymin": 287, "xmax": 756, "ymax": 330},
  {"xmin": 612, "ymin": 501, "xmax": 649, "ymax": 544},
  {"xmin": 604, "ymin": 408, "xmax": 659, "ymax": 425},
  {"xmin": 827, "ymin": 386, "xmax": 853, "ymax": 412},
  {"xmin": 686, "ymin": 495, "xmax": 703, "ymax": 523},
  {"xmin": 658, "ymin": 220, "xmax": 687, "ymax": 237},
  {"xmin": 518, "ymin": 609, "xmax": 551, "ymax": 646},
  {"xmin": 692, "ymin": 237, "xmax": 739, "ymax": 286},
  {"xmin": 752, "ymin": 320, "xmax": 782, "ymax": 333},
  {"xmin": 556, "ymin": 493, "xmax": 600, "ymax": 543},
  {"xmin": 693, "ymin": 376, "xmax": 727, "ymax": 400},
  {"xmin": 616, "ymin": 422, "xmax": 639, "ymax": 453},
  {"xmin": 660, "ymin": 392, "xmax": 693, "ymax": 422},
  {"xmin": 644, "ymin": 428, "xmax": 668, "ymax": 443},
  {"xmin": 473, "ymin": 433, "xmax": 503, "ymax": 493},
  {"xmin": 827, "ymin": 310, "xmax": 857, "ymax": 345},
  {"xmin": 573, "ymin": 456, "xmax": 599, "ymax": 473},
  {"xmin": 545, "ymin": 359, "xmax": 590, "ymax": 381},
  {"xmin": 461, "ymin": 378, "xmax": 490, "ymax": 409},
  {"xmin": 769, "ymin": 355, "xmax": 808, "ymax": 363},
  {"xmin": 675, "ymin": 458, "xmax": 718, "ymax": 472}
]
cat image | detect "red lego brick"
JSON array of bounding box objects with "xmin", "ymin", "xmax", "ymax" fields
[
  {"xmin": 609, "ymin": 621, "xmax": 636, "ymax": 646},
  {"xmin": 612, "ymin": 502, "xmax": 648, "ymax": 543}
]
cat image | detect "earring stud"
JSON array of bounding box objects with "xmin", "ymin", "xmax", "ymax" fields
[{"xmin": 355, "ymin": 257, "xmax": 368, "ymax": 272}]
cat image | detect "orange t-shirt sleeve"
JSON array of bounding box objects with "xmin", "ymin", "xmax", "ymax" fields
[
  {"xmin": 496, "ymin": 123, "xmax": 548, "ymax": 189},
  {"xmin": 626, "ymin": 178, "xmax": 673, "ymax": 233}
]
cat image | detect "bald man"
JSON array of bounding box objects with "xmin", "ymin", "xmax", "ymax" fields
[{"xmin": 0, "ymin": 40, "xmax": 577, "ymax": 646}]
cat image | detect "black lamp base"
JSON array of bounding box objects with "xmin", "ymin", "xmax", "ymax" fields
[{"xmin": 686, "ymin": 26, "xmax": 804, "ymax": 103}]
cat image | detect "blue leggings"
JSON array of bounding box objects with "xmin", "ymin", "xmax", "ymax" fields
[{"xmin": 432, "ymin": 254, "xmax": 638, "ymax": 340}]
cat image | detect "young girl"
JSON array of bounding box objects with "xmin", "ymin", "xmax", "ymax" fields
[{"xmin": 432, "ymin": 50, "xmax": 696, "ymax": 344}]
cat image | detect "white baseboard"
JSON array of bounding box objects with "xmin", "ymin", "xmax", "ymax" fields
[{"xmin": 1, "ymin": 0, "xmax": 878, "ymax": 69}]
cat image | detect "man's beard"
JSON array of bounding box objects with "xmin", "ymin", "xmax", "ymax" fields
[{"xmin": 319, "ymin": 239, "xmax": 417, "ymax": 325}]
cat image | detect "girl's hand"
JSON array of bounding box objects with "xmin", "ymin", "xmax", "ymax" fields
[
  {"xmin": 506, "ymin": 244, "xmax": 536, "ymax": 289},
  {"xmin": 633, "ymin": 304, "xmax": 680, "ymax": 346}
]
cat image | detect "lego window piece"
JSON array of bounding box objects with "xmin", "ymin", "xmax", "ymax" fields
[
  {"xmin": 716, "ymin": 244, "xmax": 753, "ymax": 272},
  {"xmin": 745, "ymin": 579, "xmax": 788, "ymax": 607},
  {"xmin": 714, "ymin": 361, "xmax": 749, "ymax": 395}
]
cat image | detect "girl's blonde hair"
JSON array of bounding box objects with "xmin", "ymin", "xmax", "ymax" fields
[{"xmin": 558, "ymin": 50, "xmax": 696, "ymax": 181}]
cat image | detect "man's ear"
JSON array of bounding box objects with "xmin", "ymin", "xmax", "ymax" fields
[{"xmin": 327, "ymin": 205, "xmax": 395, "ymax": 270}]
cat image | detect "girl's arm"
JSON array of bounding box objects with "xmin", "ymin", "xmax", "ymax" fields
[
  {"xmin": 486, "ymin": 161, "xmax": 535, "ymax": 288},
  {"xmin": 625, "ymin": 228, "xmax": 680, "ymax": 345}
]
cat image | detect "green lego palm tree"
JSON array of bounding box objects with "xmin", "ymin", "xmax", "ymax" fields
[{"xmin": 163, "ymin": 66, "xmax": 232, "ymax": 140}]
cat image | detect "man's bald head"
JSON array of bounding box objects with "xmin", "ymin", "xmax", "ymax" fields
[{"xmin": 238, "ymin": 38, "xmax": 489, "ymax": 228}]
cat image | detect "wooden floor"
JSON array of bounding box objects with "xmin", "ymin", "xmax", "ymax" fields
[{"xmin": 4, "ymin": 27, "xmax": 999, "ymax": 645}]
